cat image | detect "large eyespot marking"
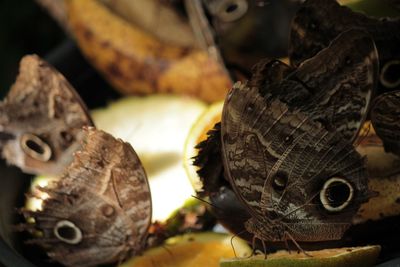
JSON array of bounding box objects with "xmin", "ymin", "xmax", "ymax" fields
[
  {"xmin": 272, "ymin": 171, "xmax": 288, "ymax": 191},
  {"xmin": 214, "ymin": 0, "xmax": 248, "ymax": 22},
  {"xmin": 54, "ymin": 220, "xmax": 82, "ymax": 244},
  {"xmin": 380, "ymin": 60, "xmax": 400, "ymax": 89},
  {"xmin": 320, "ymin": 177, "xmax": 354, "ymax": 212},
  {"xmin": 20, "ymin": 133, "xmax": 52, "ymax": 162}
]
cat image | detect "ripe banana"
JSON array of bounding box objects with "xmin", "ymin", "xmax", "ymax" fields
[
  {"xmin": 66, "ymin": 0, "xmax": 231, "ymax": 103},
  {"xmin": 354, "ymin": 121, "xmax": 400, "ymax": 224}
]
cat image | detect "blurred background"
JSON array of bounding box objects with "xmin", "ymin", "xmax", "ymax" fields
[{"xmin": 0, "ymin": 0, "xmax": 65, "ymax": 97}]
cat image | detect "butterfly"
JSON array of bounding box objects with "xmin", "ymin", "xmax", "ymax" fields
[
  {"xmin": 289, "ymin": 0, "xmax": 400, "ymax": 93},
  {"xmin": 196, "ymin": 29, "xmax": 377, "ymax": 246},
  {"xmin": 0, "ymin": 55, "xmax": 93, "ymax": 175},
  {"xmin": 21, "ymin": 127, "xmax": 152, "ymax": 267},
  {"xmin": 371, "ymin": 90, "xmax": 400, "ymax": 157}
]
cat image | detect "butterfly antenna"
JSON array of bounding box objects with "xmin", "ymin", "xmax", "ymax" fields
[
  {"xmin": 190, "ymin": 194, "xmax": 222, "ymax": 211},
  {"xmin": 230, "ymin": 229, "xmax": 249, "ymax": 258},
  {"xmin": 191, "ymin": 194, "xmax": 213, "ymax": 205},
  {"xmin": 190, "ymin": 195, "xmax": 251, "ymax": 220}
]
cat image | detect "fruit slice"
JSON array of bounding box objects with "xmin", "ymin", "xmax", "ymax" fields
[
  {"xmin": 66, "ymin": 0, "xmax": 231, "ymax": 102},
  {"xmin": 221, "ymin": 245, "xmax": 380, "ymax": 267},
  {"xmin": 120, "ymin": 232, "xmax": 252, "ymax": 267},
  {"xmin": 26, "ymin": 95, "xmax": 207, "ymax": 222},
  {"xmin": 183, "ymin": 101, "xmax": 223, "ymax": 191}
]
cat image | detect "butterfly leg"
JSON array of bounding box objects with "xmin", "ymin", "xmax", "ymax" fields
[
  {"xmin": 249, "ymin": 234, "xmax": 268, "ymax": 259},
  {"xmin": 284, "ymin": 237, "xmax": 291, "ymax": 254},
  {"xmin": 261, "ymin": 239, "xmax": 267, "ymax": 259},
  {"xmin": 284, "ymin": 231, "xmax": 312, "ymax": 257}
]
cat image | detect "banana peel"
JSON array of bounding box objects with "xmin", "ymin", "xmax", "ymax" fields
[
  {"xmin": 354, "ymin": 121, "xmax": 400, "ymax": 224},
  {"xmin": 66, "ymin": 0, "xmax": 231, "ymax": 103}
]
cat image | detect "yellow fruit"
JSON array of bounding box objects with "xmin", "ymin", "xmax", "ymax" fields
[
  {"xmin": 354, "ymin": 121, "xmax": 400, "ymax": 223},
  {"xmin": 183, "ymin": 101, "xmax": 224, "ymax": 191},
  {"xmin": 221, "ymin": 246, "xmax": 381, "ymax": 267},
  {"xmin": 120, "ymin": 232, "xmax": 251, "ymax": 267},
  {"xmin": 26, "ymin": 95, "xmax": 207, "ymax": 222},
  {"xmin": 66, "ymin": 0, "xmax": 231, "ymax": 102}
]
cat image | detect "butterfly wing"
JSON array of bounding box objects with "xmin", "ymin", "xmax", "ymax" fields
[
  {"xmin": 289, "ymin": 0, "xmax": 400, "ymax": 69},
  {"xmin": 0, "ymin": 55, "xmax": 93, "ymax": 175},
  {"xmin": 221, "ymin": 84, "xmax": 369, "ymax": 241},
  {"xmin": 194, "ymin": 59, "xmax": 293, "ymax": 196},
  {"xmin": 371, "ymin": 91, "xmax": 400, "ymax": 156},
  {"xmin": 284, "ymin": 29, "xmax": 378, "ymax": 142},
  {"xmin": 23, "ymin": 128, "xmax": 151, "ymax": 267}
]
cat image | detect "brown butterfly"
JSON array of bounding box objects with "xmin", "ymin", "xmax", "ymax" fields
[
  {"xmin": 221, "ymin": 82, "xmax": 369, "ymax": 245},
  {"xmin": 196, "ymin": 29, "xmax": 377, "ymax": 247},
  {"xmin": 371, "ymin": 90, "xmax": 400, "ymax": 157},
  {"xmin": 289, "ymin": 0, "xmax": 400, "ymax": 93},
  {"xmin": 0, "ymin": 55, "xmax": 93, "ymax": 175},
  {"xmin": 21, "ymin": 127, "xmax": 152, "ymax": 267}
]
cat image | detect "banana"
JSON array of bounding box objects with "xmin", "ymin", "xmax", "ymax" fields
[
  {"xmin": 66, "ymin": 0, "xmax": 231, "ymax": 103},
  {"xmin": 354, "ymin": 121, "xmax": 400, "ymax": 224}
]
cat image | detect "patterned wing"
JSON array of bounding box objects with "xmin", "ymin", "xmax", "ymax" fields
[
  {"xmin": 284, "ymin": 29, "xmax": 378, "ymax": 142},
  {"xmin": 23, "ymin": 128, "xmax": 151, "ymax": 267},
  {"xmin": 371, "ymin": 91, "xmax": 400, "ymax": 156},
  {"xmin": 289, "ymin": 0, "xmax": 400, "ymax": 71},
  {"xmin": 221, "ymin": 84, "xmax": 369, "ymax": 241},
  {"xmin": 0, "ymin": 55, "xmax": 93, "ymax": 175}
]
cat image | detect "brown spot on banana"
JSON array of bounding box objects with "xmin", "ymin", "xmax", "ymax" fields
[{"xmin": 66, "ymin": 0, "xmax": 232, "ymax": 102}]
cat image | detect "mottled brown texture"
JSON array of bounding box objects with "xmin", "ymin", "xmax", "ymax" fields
[
  {"xmin": 0, "ymin": 55, "xmax": 93, "ymax": 175},
  {"xmin": 371, "ymin": 91, "xmax": 400, "ymax": 156},
  {"xmin": 221, "ymin": 83, "xmax": 370, "ymax": 243},
  {"xmin": 283, "ymin": 29, "xmax": 378, "ymax": 142},
  {"xmin": 195, "ymin": 30, "xmax": 377, "ymax": 246},
  {"xmin": 289, "ymin": 0, "xmax": 400, "ymax": 94},
  {"xmin": 22, "ymin": 128, "xmax": 152, "ymax": 267}
]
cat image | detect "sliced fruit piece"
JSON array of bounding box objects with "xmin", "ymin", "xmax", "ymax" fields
[
  {"xmin": 120, "ymin": 232, "xmax": 251, "ymax": 267},
  {"xmin": 66, "ymin": 0, "xmax": 231, "ymax": 102},
  {"xmin": 183, "ymin": 101, "xmax": 223, "ymax": 191},
  {"xmin": 221, "ymin": 245, "xmax": 380, "ymax": 267}
]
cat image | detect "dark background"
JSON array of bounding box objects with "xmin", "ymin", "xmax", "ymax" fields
[{"xmin": 0, "ymin": 0, "xmax": 65, "ymax": 97}]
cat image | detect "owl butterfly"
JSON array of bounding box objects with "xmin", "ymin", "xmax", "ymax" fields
[
  {"xmin": 216, "ymin": 29, "xmax": 377, "ymax": 247},
  {"xmin": 21, "ymin": 127, "xmax": 151, "ymax": 267},
  {"xmin": 371, "ymin": 91, "xmax": 400, "ymax": 157},
  {"xmin": 289, "ymin": 0, "xmax": 400, "ymax": 94},
  {"xmin": 196, "ymin": 29, "xmax": 378, "ymax": 197},
  {"xmin": 0, "ymin": 55, "xmax": 93, "ymax": 175},
  {"xmin": 221, "ymin": 83, "xmax": 369, "ymax": 245}
]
